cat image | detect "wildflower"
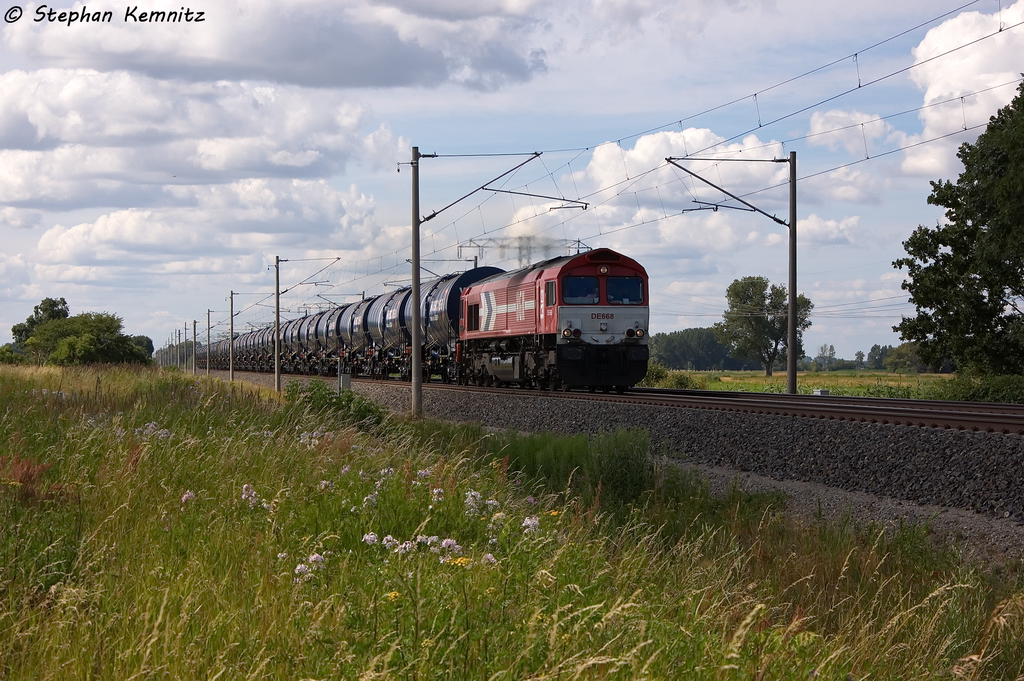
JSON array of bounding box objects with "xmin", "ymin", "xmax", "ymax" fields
[
  {"xmin": 294, "ymin": 563, "xmax": 310, "ymax": 577},
  {"xmin": 340, "ymin": 465, "xmax": 351, "ymax": 475},
  {"xmin": 382, "ymin": 535, "xmax": 398, "ymax": 550},
  {"xmin": 395, "ymin": 540, "xmax": 415, "ymax": 555},
  {"xmin": 277, "ymin": 552, "xmax": 288, "ymax": 560},
  {"xmin": 522, "ymin": 516, "xmax": 540, "ymax": 534},
  {"xmin": 451, "ymin": 557, "xmax": 472, "ymax": 568},
  {"xmin": 380, "ymin": 467, "xmax": 394, "ymax": 478},
  {"xmin": 439, "ymin": 538, "xmax": 462, "ymax": 554},
  {"xmin": 464, "ymin": 490, "xmax": 482, "ymax": 515},
  {"xmin": 386, "ymin": 591, "xmax": 401, "ymax": 601},
  {"xmin": 481, "ymin": 553, "xmax": 498, "ymax": 565},
  {"xmin": 417, "ymin": 468, "xmax": 431, "ymax": 478},
  {"xmin": 363, "ymin": 492, "xmax": 377, "ymax": 507},
  {"xmin": 548, "ymin": 510, "xmax": 560, "ymax": 517},
  {"xmin": 485, "ymin": 499, "xmax": 501, "ymax": 512},
  {"xmin": 318, "ymin": 480, "xmax": 334, "ymax": 492},
  {"xmin": 526, "ymin": 496, "xmax": 537, "ymax": 505},
  {"xmin": 363, "ymin": 532, "xmax": 378, "ymax": 545},
  {"xmin": 241, "ymin": 484, "xmax": 259, "ymax": 508},
  {"xmin": 180, "ymin": 490, "xmax": 195, "ymax": 506},
  {"xmin": 431, "ymin": 488, "xmax": 444, "ymax": 502}
]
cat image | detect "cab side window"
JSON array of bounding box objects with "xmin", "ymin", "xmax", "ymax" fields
[{"xmin": 545, "ymin": 281, "xmax": 555, "ymax": 307}]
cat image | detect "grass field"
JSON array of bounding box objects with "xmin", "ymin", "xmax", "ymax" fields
[
  {"xmin": 2, "ymin": 365, "xmax": 1023, "ymax": 679},
  {"xmin": 708, "ymin": 370, "xmax": 948, "ymax": 396}
]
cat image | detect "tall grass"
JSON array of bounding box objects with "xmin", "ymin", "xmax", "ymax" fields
[{"xmin": 1, "ymin": 365, "xmax": 1022, "ymax": 678}]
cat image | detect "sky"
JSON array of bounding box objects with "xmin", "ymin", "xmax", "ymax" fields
[{"xmin": 1, "ymin": 0, "xmax": 1023, "ymax": 360}]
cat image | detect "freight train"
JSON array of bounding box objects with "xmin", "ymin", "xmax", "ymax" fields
[{"xmin": 203, "ymin": 248, "xmax": 649, "ymax": 392}]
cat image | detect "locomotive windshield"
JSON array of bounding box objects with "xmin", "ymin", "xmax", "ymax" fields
[
  {"xmin": 562, "ymin": 276, "xmax": 600, "ymax": 304},
  {"xmin": 607, "ymin": 276, "xmax": 644, "ymax": 305}
]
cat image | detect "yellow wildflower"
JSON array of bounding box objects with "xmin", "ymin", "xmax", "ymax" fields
[{"xmin": 386, "ymin": 591, "xmax": 401, "ymax": 601}]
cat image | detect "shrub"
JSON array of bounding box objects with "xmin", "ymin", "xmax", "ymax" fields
[
  {"xmin": 284, "ymin": 378, "xmax": 389, "ymax": 430},
  {"xmin": 637, "ymin": 360, "xmax": 668, "ymax": 387},
  {"xmin": 923, "ymin": 373, "xmax": 1024, "ymax": 404}
]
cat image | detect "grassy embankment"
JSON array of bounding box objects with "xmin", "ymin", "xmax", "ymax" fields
[
  {"xmin": 641, "ymin": 367, "xmax": 1024, "ymax": 403},
  {"xmin": 2, "ymin": 365, "xmax": 1023, "ymax": 679}
]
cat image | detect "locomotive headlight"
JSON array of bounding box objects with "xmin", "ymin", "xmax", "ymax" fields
[
  {"xmin": 562, "ymin": 328, "xmax": 573, "ymax": 338},
  {"xmin": 572, "ymin": 328, "xmax": 582, "ymax": 338},
  {"xmin": 636, "ymin": 329, "xmax": 645, "ymax": 338},
  {"xmin": 599, "ymin": 265, "xmax": 609, "ymax": 274},
  {"xmin": 626, "ymin": 328, "xmax": 636, "ymax": 338}
]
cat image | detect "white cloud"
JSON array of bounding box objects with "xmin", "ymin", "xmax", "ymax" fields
[
  {"xmin": 798, "ymin": 214, "xmax": 857, "ymax": 247},
  {"xmin": 901, "ymin": 0, "xmax": 1024, "ymax": 176},
  {"xmin": 2, "ymin": 0, "xmax": 549, "ymax": 90},
  {"xmin": 34, "ymin": 179, "xmax": 382, "ymax": 275},
  {"xmin": 0, "ymin": 254, "xmax": 31, "ymax": 301},
  {"xmin": 0, "ymin": 207, "xmax": 41, "ymax": 229},
  {"xmin": 0, "ymin": 70, "xmax": 403, "ymax": 207},
  {"xmin": 808, "ymin": 109, "xmax": 894, "ymax": 156}
]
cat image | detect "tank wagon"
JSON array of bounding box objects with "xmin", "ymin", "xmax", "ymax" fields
[{"xmin": 204, "ymin": 249, "xmax": 649, "ymax": 391}]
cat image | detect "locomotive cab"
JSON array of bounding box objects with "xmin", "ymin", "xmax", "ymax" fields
[{"xmin": 551, "ymin": 251, "xmax": 649, "ymax": 388}]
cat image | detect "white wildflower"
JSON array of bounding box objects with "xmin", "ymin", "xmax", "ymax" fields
[
  {"xmin": 522, "ymin": 516, "xmax": 540, "ymax": 534},
  {"xmin": 363, "ymin": 532, "xmax": 378, "ymax": 545}
]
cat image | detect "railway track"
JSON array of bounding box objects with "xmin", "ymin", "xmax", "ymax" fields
[{"xmin": 222, "ymin": 369, "xmax": 1024, "ymax": 436}]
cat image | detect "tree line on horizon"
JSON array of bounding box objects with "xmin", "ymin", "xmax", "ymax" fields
[{"xmin": 0, "ymin": 297, "xmax": 153, "ymax": 366}]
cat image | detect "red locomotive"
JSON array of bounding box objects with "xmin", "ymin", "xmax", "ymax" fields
[{"xmin": 458, "ymin": 248, "xmax": 649, "ymax": 391}]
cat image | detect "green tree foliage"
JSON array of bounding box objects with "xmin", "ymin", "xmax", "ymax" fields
[
  {"xmin": 883, "ymin": 342, "xmax": 928, "ymax": 374},
  {"xmin": 894, "ymin": 82, "xmax": 1024, "ymax": 374},
  {"xmin": 26, "ymin": 313, "xmax": 150, "ymax": 365},
  {"xmin": 647, "ymin": 328, "xmax": 739, "ymax": 370},
  {"xmin": 10, "ymin": 297, "xmax": 69, "ymax": 346},
  {"xmin": 713, "ymin": 276, "xmax": 813, "ymax": 376},
  {"xmin": 867, "ymin": 344, "xmax": 892, "ymax": 370},
  {"xmin": 130, "ymin": 335, "xmax": 155, "ymax": 357}
]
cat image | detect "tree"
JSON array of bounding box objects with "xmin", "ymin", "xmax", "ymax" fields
[
  {"xmin": 26, "ymin": 313, "xmax": 150, "ymax": 365},
  {"xmin": 894, "ymin": 81, "xmax": 1024, "ymax": 374},
  {"xmin": 648, "ymin": 328, "xmax": 741, "ymax": 370},
  {"xmin": 11, "ymin": 297, "xmax": 69, "ymax": 346},
  {"xmin": 130, "ymin": 335, "xmax": 155, "ymax": 357},
  {"xmin": 815, "ymin": 343, "xmax": 836, "ymax": 370},
  {"xmin": 713, "ymin": 276, "xmax": 813, "ymax": 376},
  {"xmin": 855, "ymin": 350, "xmax": 865, "ymax": 366},
  {"xmin": 884, "ymin": 342, "xmax": 929, "ymax": 374},
  {"xmin": 867, "ymin": 344, "xmax": 892, "ymax": 370}
]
